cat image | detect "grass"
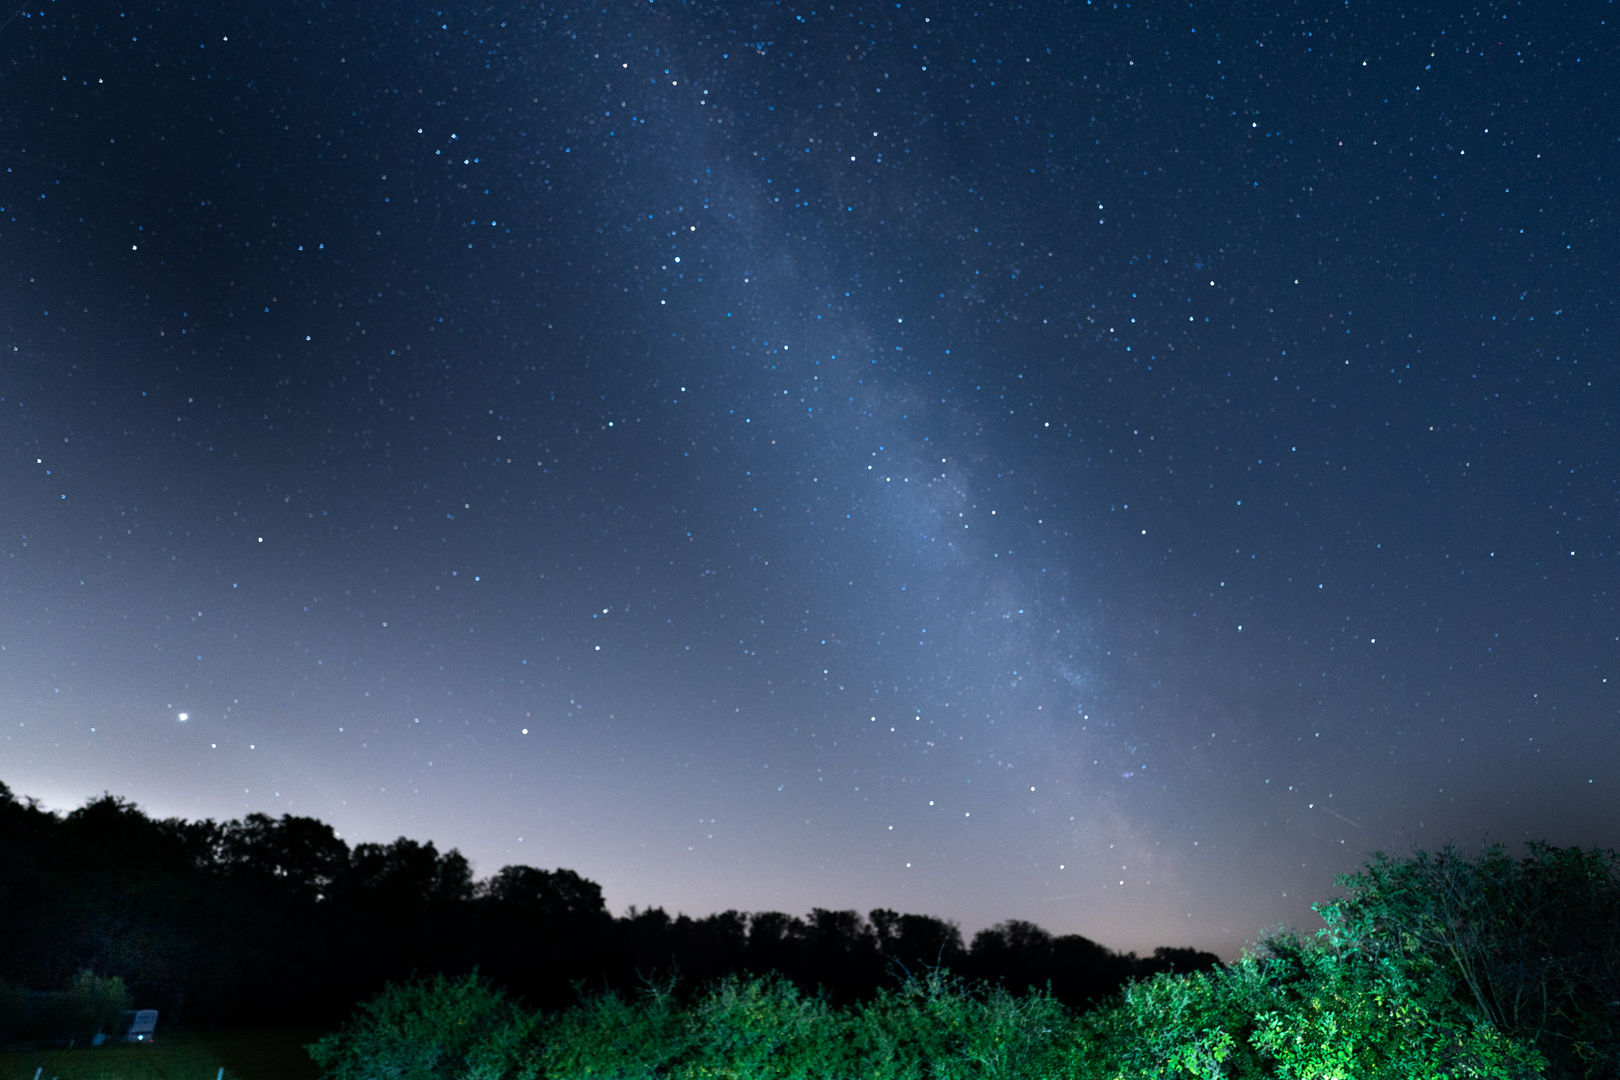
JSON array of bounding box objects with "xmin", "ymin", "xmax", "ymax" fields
[{"xmin": 0, "ymin": 1030, "xmax": 323, "ymax": 1080}]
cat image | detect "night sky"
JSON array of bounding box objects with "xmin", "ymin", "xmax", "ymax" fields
[{"xmin": 3, "ymin": 0, "xmax": 1616, "ymax": 958}]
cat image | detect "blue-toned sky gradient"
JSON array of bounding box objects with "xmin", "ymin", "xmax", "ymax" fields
[{"xmin": 2, "ymin": 0, "xmax": 1615, "ymax": 957}]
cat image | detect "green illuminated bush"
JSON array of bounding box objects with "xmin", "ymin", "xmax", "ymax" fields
[
  {"xmin": 309, "ymin": 843, "xmax": 1618, "ymax": 1080},
  {"xmin": 1, "ymin": 970, "xmax": 133, "ymax": 1046},
  {"xmin": 1315, "ymin": 842, "xmax": 1619, "ymax": 1078},
  {"xmin": 532, "ymin": 975, "xmax": 690, "ymax": 1080},
  {"xmin": 1077, "ymin": 930, "xmax": 1545, "ymax": 1079},
  {"xmin": 532, "ymin": 966, "xmax": 1077, "ymax": 1080},
  {"xmin": 312, "ymin": 956, "xmax": 1546, "ymax": 1080},
  {"xmin": 844, "ymin": 967, "xmax": 1077, "ymax": 1080},
  {"xmin": 307, "ymin": 971, "xmax": 538, "ymax": 1080}
]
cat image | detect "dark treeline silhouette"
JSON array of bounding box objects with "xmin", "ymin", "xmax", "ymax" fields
[{"xmin": 0, "ymin": 782, "xmax": 1217, "ymax": 1026}]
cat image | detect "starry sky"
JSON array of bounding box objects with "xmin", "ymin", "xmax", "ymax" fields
[{"xmin": 2, "ymin": 0, "xmax": 1615, "ymax": 958}]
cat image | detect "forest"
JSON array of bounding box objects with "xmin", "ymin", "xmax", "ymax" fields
[
  {"xmin": 4, "ymin": 781, "xmax": 1616, "ymax": 1079},
  {"xmin": 0, "ymin": 781, "xmax": 1210, "ymax": 1028}
]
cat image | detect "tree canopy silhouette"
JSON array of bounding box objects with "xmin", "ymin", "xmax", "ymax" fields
[{"xmin": 0, "ymin": 780, "xmax": 1212, "ymax": 1026}]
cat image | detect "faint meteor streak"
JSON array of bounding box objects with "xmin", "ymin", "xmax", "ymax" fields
[
  {"xmin": 0, "ymin": 149, "xmax": 141, "ymax": 194},
  {"xmin": 1318, "ymin": 805, "xmax": 1362, "ymax": 829}
]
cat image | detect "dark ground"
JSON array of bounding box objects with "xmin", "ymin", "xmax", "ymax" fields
[{"xmin": 0, "ymin": 1029, "xmax": 322, "ymax": 1080}]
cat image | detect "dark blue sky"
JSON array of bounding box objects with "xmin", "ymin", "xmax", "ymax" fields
[{"xmin": 2, "ymin": 0, "xmax": 1614, "ymax": 957}]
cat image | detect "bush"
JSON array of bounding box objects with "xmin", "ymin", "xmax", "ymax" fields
[
  {"xmin": 534, "ymin": 971, "xmax": 844, "ymax": 1079},
  {"xmin": 1315, "ymin": 842, "xmax": 1620, "ymax": 1078},
  {"xmin": 1078, "ymin": 929, "xmax": 1546, "ymax": 1079},
  {"xmin": 534, "ymin": 976, "xmax": 690, "ymax": 1080},
  {"xmin": 848, "ymin": 967, "xmax": 1077, "ymax": 1080},
  {"xmin": 307, "ymin": 972, "xmax": 537, "ymax": 1080},
  {"xmin": 315, "ymin": 956, "xmax": 1541, "ymax": 1080},
  {"xmin": 311, "ymin": 842, "xmax": 1613, "ymax": 1080},
  {"xmin": 9, "ymin": 970, "xmax": 133, "ymax": 1047},
  {"xmin": 531, "ymin": 966, "xmax": 1077, "ymax": 1080},
  {"xmin": 677, "ymin": 971, "xmax": 840, "ymax": 1078}
]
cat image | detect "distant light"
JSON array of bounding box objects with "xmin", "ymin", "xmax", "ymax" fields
[{"xmin": 177, "ymin": 712, "xmax": 188, "ymax": 721}]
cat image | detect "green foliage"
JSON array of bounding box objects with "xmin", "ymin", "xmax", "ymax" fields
[
  {"xmin": 310, "ymin": 841, "xmax": 1617, "ymax": 1080},
  {"xmin": 1077, "ymin": 927, "xmax": 1546, "ymax": 1080},
  {"xmin": 674, "ymin": 971, "xmax": 839, "ymax": 1078},
  {"xmin": 1246, "ymin": 933, "xmax": 1544, "ymax": 1080},
  {"xmin": 534, "ymin": 971, "xmax": 841, "ymax": 1079},
  {"xmin": 2, "ymin": 970, "xmax": 135, "ymax": 1046},
  {"xmin": 533, "ymin": 976, "xmax": 691, "ymax": 1080},
  {"xmin": 1315, "ymin": 842, "xmax": 1620, "ymax": 1077},
  {"xmin": 850, "ymin": 967, "xmax": 1077, "ymax": 1080},
  {"xmin": 534, "ymin": 966, "xmax": 1078, "ymax": 1080},
  {"xmin": 58, "ymin": 970, "xmax": 135, "ymax": 1045},
  {"xmin": 1077, "ymin": 960, "xmax": 1266, "ymax": 1080},
  {"xmin": 307, "ymin": 972, "xmax": 538, "ymax": 1080},
  {"xmin": 313, "ymin": 948, "xmax": 1544, "ymax": 1080}
]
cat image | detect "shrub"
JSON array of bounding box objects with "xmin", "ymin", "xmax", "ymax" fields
[
  {"xmin": 843, "ymin": 968, "xmax": 980, "ymax": 1080},
  {"xmin": 532, "ymin": 967, "xmax": 1078, "ymax": 1080},
  {"xmin": 14, "ymin": 970, "xmax": 133, "ymax": 1046},
  {"xmin": 1077, "ymin": 929, "xmax": 1546, "ymax": 1079},
  {"xmin": 854, "ymin": 967, "xmax": 1076, "ymax": 1080},
  {"xmin": 307, "ymin": 971, "xmax": 537, "ymax": 1080},
  {"xmin": 1077, "ymin": 958, "xmax": 1269, "ymax": 1080},
  {"xmin": 534, "ymin": 975, "xmax": 690, "ymax": 1080},
  {"xmin": 311, "ymin": 842, "xmax": 1612, "ymax": 1080},
  {"xmin": 535, "ymin": 971, "xmax": 843, "ymax": 1079},
  {"xmin": 1315, "ymin": 842, "xmax": 1620, "ymax": 1077},
  {"xmin": 675, "ymin": 971, "xmax": 840, "ymax": 1079}
]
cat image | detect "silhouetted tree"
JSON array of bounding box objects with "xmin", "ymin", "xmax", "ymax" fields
[
  {"xmin": 0, "ymin": 779, "xmax": 1217, "ymax": 1029},
  {"xmin": 796, "ymin": 909, "xmax": 882, "ymax": 1003},
  {"xmin": 479, "ymin": 865, "xmax": 606, "ymax": 920},
  {"xmin": 870, "ymin": 909, "xmax": 968, "ymax": 977},
  {"xmin": 968, "ymin": 919, "xmax": 1054, "ymax": 996},
  {"xmin": 1138, "ymin": 945, "xmax": 1224, "ymax": 978},
  {"xmin": 220, "ymin": 812, "xmax": 349, "ymax": 903},
  {"xmin": 471, "ymin": 865, "xmax": 613, "ymax": 1011},
  {"xmin": 742, "ymin": 909, "xmax": 807, "ymax": 980},
  {"xmin": 48, "ymin": 795, "xmax": 222, "ymax": 1022}
]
